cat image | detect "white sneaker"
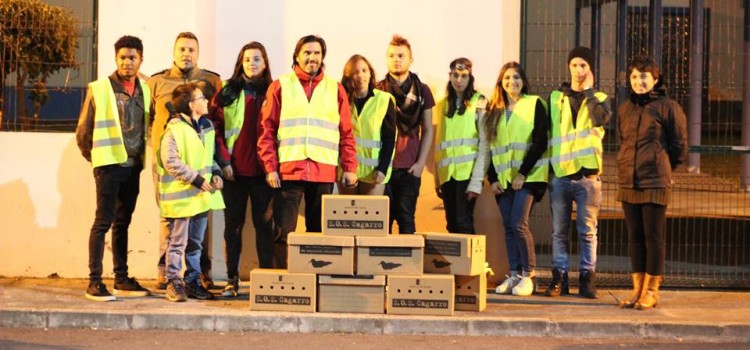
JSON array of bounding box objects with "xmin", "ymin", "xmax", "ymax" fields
[
  {"xmin": 512, "ymin": 276, "xmax": 535, "ymax": 296},
  {"xmin": 495, "ymin": 275, "xmax": 521, "ymax": 294}
]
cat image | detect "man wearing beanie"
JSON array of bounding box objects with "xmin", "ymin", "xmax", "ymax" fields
[{"xmin": 544, "ymin": 46, "xmax": 612, "ymax": 299}]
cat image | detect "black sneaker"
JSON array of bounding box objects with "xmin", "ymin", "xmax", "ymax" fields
[
  {"xmin": 200, "ymin": 272, "xmax": 215, "ymax": 290},
  {"xmin": 221, "ymin": 277, "xmax": 240, "ymax": 298},
  {"xmin": 156, "ymin": 271, "xmax": 167, "ymax": 290},
  {"xmin": 114, "ymin": 277, "xmax": 152, "ymax": 297},
  {"xmin": 186, "ymin": 280, "xmax": 214, "ymax": 300},
  {"xmin": 166, "ymin": 279, "xmax": 187, "ymax": 302},
  {"xmin": 85, "ymin": 281, "xmax": 116, "ymax": 302}
]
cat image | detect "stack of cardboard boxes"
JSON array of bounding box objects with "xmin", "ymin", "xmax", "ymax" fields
[{"xmin": 250, "ymin": 195, "xmax": 487, "ymax": 315}]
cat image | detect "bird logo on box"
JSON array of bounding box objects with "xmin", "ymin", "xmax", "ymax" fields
[
  {"xmin": 432, "ymin": 259, "xmax": 452, "ymax": 268},
  {"xmin": 379, "ymin": 261, "xmax": 402, "ymax": 270},
  {"xmin": 309, "ymin": 259, "xmax": 333, "ymax": 268}
]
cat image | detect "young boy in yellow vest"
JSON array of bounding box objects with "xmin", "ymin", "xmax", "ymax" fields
[{"xmin": 157, "ymin": 82, "xmax": 225, "ymax": 302}]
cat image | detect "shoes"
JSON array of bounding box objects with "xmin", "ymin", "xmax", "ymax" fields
[
  {"xmin": 85, "ymin": 281, "xmax": 116, "ymax": 302},
  {"xmin": 578, "ymin": 270, "xmax": 599, "ymax": 299},
  {"xmin": 635, "ymin": 274, "xmax": 662, "ymax": 310},
  {"xmin": 495, "ymin": 274, "xmax": 521, "ymax": 295},
  {"xmin": 221, "ymin": 277, "xmax": 240, "ymax": 298},
  {"xmin": 166, "ymin": 279, "xmax": 187, "ymax": 302},
  {"xmin": 186, "ymin": 280, "xmax": 214, "ymax": 300},
  {"xmin": 156, "ymin": 269, "xmax": 167, "ymax": 290},
  {"xmin": 620, "ymin": 272, "xmax": 645, "ymax": 308},
  {"xmin": 200, "ymin": 272, "xmax": 215, "ymax": 290},
  {"xmin": 543, "ymin": 268, "xmax": 569, "ymax": 297},
  {"xmin": 114, "ymin": 277, "xmax": 152, "ymax": 297},
  {"xmin": 512, "ymin": 276, "xmax": 536, "ymax": 296}
]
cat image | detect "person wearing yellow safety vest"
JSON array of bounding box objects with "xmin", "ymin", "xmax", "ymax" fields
[
  {"xmin": 544, "ymin": 47, "xmax": 612, "ymax": 300},
  {"xmin": 434, "ymin": 58, "xmax": 485, "ymax": 234},
  {"xmin": 158, "ymin": 83, "xmax": 225, "ymax": 302},
  {"xmin": 258, "ymin": 35, "xmax": 358, "ymax": 268},
  {"xmin": 339, "ymin": 54, "xmax": 397, "ymax": 195},
  {"xmin": 76, "ymin": 36, "xmax": 152, "ymax": 302},
  {"xmin": 209, "ymin": 42, "xmax": 274, "ymax": 298},
  {"xmin": 468, "ymin": 62, "xmax": 549, "ymax": 296}
]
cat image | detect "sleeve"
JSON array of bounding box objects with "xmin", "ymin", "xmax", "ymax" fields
[
  {"xmin": 337, "ymin": 83, "xmax": 358, "ymax": 173},
  {"xmin": 376, "ymin": 98, "xmax": 397, "ymax": 175},
  {"xmin": 584, "ymin": 88, "xmax": 612, "ymax": 127},
  {"xmin": 146, "ymin": 78, "xmax": 157, "ymax": 127},
  {"xmin": 160, "ymin": 126, "xmax": 203, "ymax": 188},
  {"xmin": 257, "ymin": 80, "xmax": 282, "ymax": 174},
  {"xmin": 518, "ymin": 99, "xmax": 550, "ymax": 177},
  {"xmin": 665, "ymin": 100, "xmax": 688, "ymax": 169},
  {"xmin": 467, "ymin": 109, "xmax": 491, "ymax": 194},
  {"xmin": 75, "ymin": 85, "xmax": 95, "ymax": 162},
  {"xmin": 421, "ymin": 84, "xmax": 436, "ymax": 109},
  {"xmin": 209, "ymin": 88, "xmax": 231, "ymax": 168}
]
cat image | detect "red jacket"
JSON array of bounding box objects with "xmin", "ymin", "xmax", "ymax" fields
[
  {"xmin": 258, "ymin": 66, "xmax": 357, "ymax": 182},
  {"xmin": 210, "ymin": 86, "xmax": 264, "ymax": 177}
]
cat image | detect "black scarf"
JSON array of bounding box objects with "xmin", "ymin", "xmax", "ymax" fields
[{"xmin": 380, "ymin": 73, "xmax": 424, "ymax": 133}]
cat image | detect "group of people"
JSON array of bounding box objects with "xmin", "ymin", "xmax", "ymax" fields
[{"xmin": 75, "ymin": 32, "xmax": 688, "ymax": 311}]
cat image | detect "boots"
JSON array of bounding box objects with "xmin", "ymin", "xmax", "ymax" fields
[
  {"xmin": 635, "ymin": 274, "xmax": 662, "ymax": 310},
  {"xmin": 543, "ymin": 268, "xmax": 569, "ymax": 297},
  {"xmin": 578, "ymin": 270, "xmax": 598, "ymax": 299},
  {"xmin": 619, "ymin": 272, "xmax": 645, "ymax": 308}
]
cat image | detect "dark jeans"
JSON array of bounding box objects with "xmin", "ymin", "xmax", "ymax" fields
[
  {"xmin": 385, "ymin": 168, "xmax": 421, "ymax": 234},
  {"xmin": 88, "ymin": 164, "xmax": 142, "ymax": 283},
  {"xmin": 622, "ymin": 202, "xmax": 667, "ymax": 275},
  {"xmin": 272, "ymin": 181, "xmax": 333, "ymax": 268},
  {"xmin": 496, "ymin": 187, "xmax": 537, "ymax": 274},
  {"xmin": 223, "ymin": 175, "xmax": 274, "ymax": 275},
  {"xmin": 440, "ymin": 179, "xmax": 475, "ymax": 233}
]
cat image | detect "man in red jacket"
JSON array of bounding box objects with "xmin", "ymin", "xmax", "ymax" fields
[{"xmin": 258, "ymin": 35, "xmax": 357, "ymax": 268}]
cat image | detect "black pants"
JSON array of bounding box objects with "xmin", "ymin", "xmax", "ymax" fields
[
  {"xmin": 222, "ymin": 175, "xmax": 274, "ymax": 275},
  {"xmin": 385, "ymin": 168, "xmax": 421, "ymax": 234},
  {"xmin": 622, "ymin": 202, "xmax": 667, "ymax": 275},
  {"xmin": 88, "ymin": 164, "xmax": 142, "ymax": 283},
  {"xmin": 440, "ymin": 179, "xmax": 475, "ymax": 233},
  {"xmin": 272, "ymin": 181, "xmax": 333, "ymax": 267}
]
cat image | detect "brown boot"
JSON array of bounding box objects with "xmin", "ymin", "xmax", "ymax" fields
[
  {"xmin": 619, "ymin": 272, "xmax": 645, "ymax": 308},
  {"xmin": 635, "ymin": 274, "xmax": 662, "ymax": 310}
]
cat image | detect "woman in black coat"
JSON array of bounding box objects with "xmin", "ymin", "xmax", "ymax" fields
[{"xmin": 616, "ymin": 56, "xmax": 687, "ymax": 310}]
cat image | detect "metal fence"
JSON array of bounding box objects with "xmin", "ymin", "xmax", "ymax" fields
[{"xmin": 522, "ymin": 0, "xmax": 749, "ymax": 289}]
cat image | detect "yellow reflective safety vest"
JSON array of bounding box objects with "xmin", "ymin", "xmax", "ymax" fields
[
  {"xmin": 89, "ymin": 78, "xmax": 150, "ymax": 168},
  {"xmin": 549, "ymin": 90, "xmax": 607, "ymax": 176},
  {"xmin": 490, "ymin": 94, "xmax": 549, "ymax": 188},
  {"xmin": 435, "ymin": 92, "xmax": 482, "ymax": 185},
  {"xmin": 157, "ymin": 117, "xmax": 225, "ymax": 218},
  {"xmin": 220, "ymin": 81, "xmax": 245, "ymax": 155},
  {"xmin": 277, "ymin": 72, "xmax": 340, "ymax": 165},
  {"xmin": 350, "ymin": 89, "xmax": 395, "ymax": 183}
]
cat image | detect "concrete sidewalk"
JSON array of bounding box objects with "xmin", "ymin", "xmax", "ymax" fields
[{"xmin": 1, "ymin": 278, "xmax": 748, "ymax": 342}]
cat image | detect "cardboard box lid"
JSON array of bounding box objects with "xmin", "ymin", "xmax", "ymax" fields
[
  {"xmin": 323, "ymin": 194, "xmax": 389, "ymax": 203},
  {"xmin": 418, "ymin": 232, "xmax": 485, "ymax": 257},
  {"xmin": 356, "ymin": 235, "xmax": 424, "ymax": 248},
  {"xmin": 288, "ymin": 232, "xmax": 355, "ymax": 247},
  {"xmin": 318, "ymin": 274, "xmax": 386, "ymax": 286}
]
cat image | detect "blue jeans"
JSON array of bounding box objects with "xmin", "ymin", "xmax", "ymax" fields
[
  {"xmin": 496, "ymin": 188, "xmax": 536, "ymax": 274},
  {"xmin": 165, "ymin": 212, "xmax": 208, "ymax": 283},
  {"xmin": 550, "ymin": 175, "xmax": 602, "ymax": 272}
]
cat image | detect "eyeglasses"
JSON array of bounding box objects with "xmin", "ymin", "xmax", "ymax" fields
[{"xmin": 191, "ymin": 95, "xmax": 207, "ymax": 102}]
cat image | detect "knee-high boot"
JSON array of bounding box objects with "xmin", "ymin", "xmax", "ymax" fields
[
  {"xmin": 619, "ymin": 272, "xmax": 645, "ymax": 308},
  {"xmin": 635, "ymin": 274, "xmax": 662, "ymax": 310}
]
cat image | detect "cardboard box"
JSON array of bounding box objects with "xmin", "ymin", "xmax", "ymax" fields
[
  {"xmin": 317, "ymin": 275, "xmax": 386, "ymax": 314},
  {"xmin": 288, "ymin": 233, "xmax": 355, "ymax": 275},
  {"xmin": 419, "ymin": 232, "xmax": 486, "ymax": 275},
  {"xmin": 386, "ymin": 274, "xmax": 455, "ymax": 316},
  {"xmin": 249, "ymin": 269, "xmax": 316, "ymax": 313},
  {"xmin": 455, "ymin": 273, "xmax": 487, "ymax": 312},
  {"xmin": 322, "ymin": 195, "xmax": 389, "ymax": 236},
  {"xmin": 356, "ymin": 235, "xmax": 424, "ymax": 275}
]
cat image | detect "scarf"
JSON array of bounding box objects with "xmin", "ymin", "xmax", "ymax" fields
[{"xmin": 380, "ymin": 73, "xmax": 424, "ymax": 133}]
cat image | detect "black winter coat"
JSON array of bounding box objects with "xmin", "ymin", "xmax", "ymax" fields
[{"xmin": 616, "ymin": 89, "xmax": 688, "ymax": 189}]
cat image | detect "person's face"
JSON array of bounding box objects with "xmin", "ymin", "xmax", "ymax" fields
[
  {"xmin": 568, "ymin": 57, "xmax": 590, "ymax": 84},
  {"xmin": 189, "ymin": 88, "xmax": 208, "ymax": 116},
  {"xmin": 386, "ymin": 45, "xmax": 412, "ymax": 75},
  {"xmin": 173, "ymin": 38, "xmax": 199, "ymax": 71},
  {"xmin": 449, "ymin": 68, "xmax": 471, "ymax": 94},
  {"xmin": 115, "ymin": 48, "xmax": 142, "ymax": 80},
  {"xmin": 630, "ymin": 68, "xmax": 658, "ymax": 95},
  {"xmin": 296, "ymin": 42, "xmax": 323, "ymax": 75},
  {"xmin": 352, "ymin": 59, "xmax": 371, "ymax": 93},
  {"xmin": 242, "ymin": 48, "xmax": 266, "ymax": 80},
  {"xmin": 501, "ymin": 68, "xmax": 523, "ymax": 96}
]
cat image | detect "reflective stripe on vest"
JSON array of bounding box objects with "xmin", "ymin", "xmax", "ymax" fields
[
  {"xmin": 278, "ymin": 72, "xmax": 340, "ymax": 165},
  {"xmin": 157, "ymin": 118, "xmax": 225, "ymax": 218},
  {"xmin": 490, "ymin": 94, "xmax": 549, "ymax": 186},
  {"xmin": 549, "ymin": 90, "xmax": 607, "ymax": 176},
  {"xmin": 435, "ymin": 92, "xmax": 482, "ymax": 185},
  {"xmin": 349, "ymin": 89, "xmax": 395, "ymax": 183},
  {"xmin": 90, "ymin": 78, "xmax": 150, "ymax": 168},
  {"xmin": 221, "ymin": 81, "xmax": 244, "ymax": 155}
]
